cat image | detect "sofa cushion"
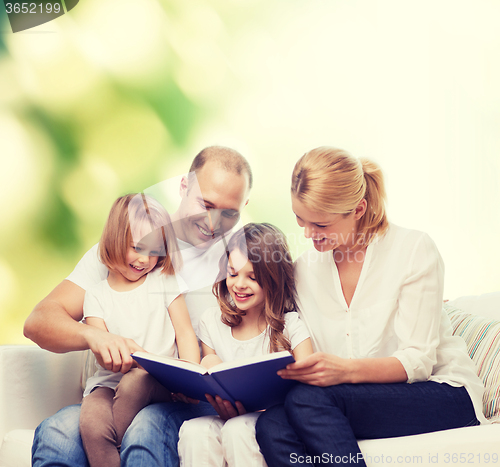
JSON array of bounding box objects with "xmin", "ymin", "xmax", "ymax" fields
[
  {"xmin": 445, "ymin": 303, "xmax": 500, "ymax": 422},
  {"xmin": 359, "ymin": 424, "xmax": 500, "ymax": 465},
  {"xmin": 448, "ymin": 292, "xmax": 500, "ymax": 321},
  {"xmin": 0, "ymin": 429, "xmax": 33, "ymax": 467},
  {"xmin": 81, "ymin": 349, "xmax": 98, "ymax": 391}
]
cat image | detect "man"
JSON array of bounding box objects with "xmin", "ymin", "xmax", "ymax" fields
[{"xmin": 24, "ymin": 146, "xmax": 252, "ymax": 466}]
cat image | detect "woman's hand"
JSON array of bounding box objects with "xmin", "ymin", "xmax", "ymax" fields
[
  {"xmin": 205, "ymin": 394, "xmax": 246, "ymax": 420},
  {"xmin": 277, "ymin": 352, "xmax": 353, "ymax": 386},
  {"xmin": 278, "ymin": 352, "xmax": 408, "ymax": 386}
]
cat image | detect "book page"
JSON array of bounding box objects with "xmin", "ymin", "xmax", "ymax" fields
[
  {"xmin": 208, "ymin": 350, "xmax": 293, "ymax": 373},
  {"xmin": 132, "ymin": 351, "xmax": 207, "ymax": 374}
]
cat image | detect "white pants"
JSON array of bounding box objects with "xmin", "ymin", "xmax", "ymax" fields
[{"xmin": 178, "ymin": 413, "xmax": 268, "ymax": 467}]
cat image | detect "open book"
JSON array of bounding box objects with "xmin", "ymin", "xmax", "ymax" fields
[{"xmin": 132, "ymin": 350, "xmax": 297, "ymax": 412}]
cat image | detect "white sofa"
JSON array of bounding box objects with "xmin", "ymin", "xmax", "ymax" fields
[{"xmin": 1, "ymin": 293, "xmax": 499, "ymax": 467}]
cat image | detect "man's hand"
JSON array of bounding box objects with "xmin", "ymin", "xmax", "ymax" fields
[
  {"xmin": 83, "ymin": 326, "xmax": 145, "ymax": 373},
  {"xmin": 205, "ymin": 394, "xmax": 246, "ymax": 421}
]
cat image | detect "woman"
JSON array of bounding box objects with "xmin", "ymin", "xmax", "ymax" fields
[{"xmin": 255, "ymin": 147, "xmax": 486, "ymax": 466}]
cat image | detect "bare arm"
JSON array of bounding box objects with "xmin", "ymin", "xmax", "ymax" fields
[
  {"xmin": 200, "ymin": 342, "xmax": 222, "ymax": 368},
  {"xmin": 291, "ymin": 337, "xmax": 314, "ymax": 362},
  {"xmin": 168, "ymin": 295, "xmax": 200, "ymax": 364},
  {"xmin": 171, "ymin": 338, "xmax": 215, "ymax": 404},
  {"xmin": 24, "ymin": 280, "xmax": 145, "ymax": 373},
  {"xmin": 278, "ymin": 352, "xmax": 407, "ymax": 386},
  {"xmin": 24, "ymin": 280, "xmax": 92, "ymax": 353},
  {"xmin": 199, "ymin": 341, "xmax": 245, "ymax": 419},
  {"xmin": 84, "ymin": 316, "xmax": 110, "ymax": 332}
]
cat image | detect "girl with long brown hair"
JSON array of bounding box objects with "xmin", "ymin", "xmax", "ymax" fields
[{"xmin": 178, "ymin": 222, "xmax": 313, "ymax": 467}]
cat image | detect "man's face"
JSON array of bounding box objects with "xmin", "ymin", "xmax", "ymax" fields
[{"xmin": 176, "ymin": 162, "xmax": 250, "ymax": 249}]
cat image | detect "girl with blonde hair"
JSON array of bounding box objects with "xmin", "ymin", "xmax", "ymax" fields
[
  {"xmin": 79, "ymin": 193, "xmax": 200, "ymax": 467},
  {"xmin": 256, "ymin": 147, "xmax": 485, "ymax": 466}
]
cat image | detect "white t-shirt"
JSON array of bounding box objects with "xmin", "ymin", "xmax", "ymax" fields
[
  {"xmin": 294, "ymin": 223, "xmax": 487, "ymax": 424},
  {"xmin": 66, "ymin": 237, "xmax": 228, "ymax": 335},
  {"xmin": 82, "ymin": 270, "xmax": 184, "ymax": 396},
  {"xmin": 198, "ymin": 307, "xmax": 310, "ymax": 361},
  {"xmin": 174, "ymin": 238, "xmax": 227, "ymax": 333}
]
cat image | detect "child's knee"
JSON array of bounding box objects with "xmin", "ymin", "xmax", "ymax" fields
[
  {"xmin": 179, "ymin": 416, "xmax": 223, "ymax": 446},
  {"xmin": 115, "ymin": 368, "xmax": 153, "ymax": 398},
  {"xmin": 119, "ymin": 368, "xmax": 152, "ymax": 389},
  {"xmin": 221, "ymin": 414, "xmax": 258, "ymax": 443}
]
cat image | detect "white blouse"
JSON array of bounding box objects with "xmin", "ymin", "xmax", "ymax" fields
[
  {"xmin": 198, "ymin": 307, "xmax": 310, "ymax": 362},
  {"xmin": 295, "ymin": 224, "xmax": 486, "ymax": 423}
]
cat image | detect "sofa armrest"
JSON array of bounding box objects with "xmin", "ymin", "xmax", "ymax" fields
[{"xmin": 0, "ymin": 345, "xmax": 85, "ymax": 449}]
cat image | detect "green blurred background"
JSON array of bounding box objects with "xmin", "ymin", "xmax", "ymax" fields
[{"xmin": 1, "ymin": 0, "xmax": 499, "ymax": 345}]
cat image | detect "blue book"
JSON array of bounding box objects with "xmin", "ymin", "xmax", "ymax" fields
[{"xmin": 132, "ymin": 350, "xmax": 297, "ymax": 412}]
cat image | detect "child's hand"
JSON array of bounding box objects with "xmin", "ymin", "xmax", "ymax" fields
[
  {"xmin": 172, "ymin": 393, "xmax": 199, "ymax": 404},
  {"xmin": 201, "ymin": 354, "xmax": 223, "ymax": 369},
  {"xmin": 205, "ymin": 394, "xmax": 246, "ymax": 420}
]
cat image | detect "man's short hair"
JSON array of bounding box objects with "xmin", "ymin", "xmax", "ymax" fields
[{"xmin": 189, "ymin": 146, "xmax": 253, "ymax": 189}]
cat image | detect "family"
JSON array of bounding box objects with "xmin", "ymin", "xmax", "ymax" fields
[{"xmin": 24, "ymin": 146, "xmax": 486, "ymax": 467}]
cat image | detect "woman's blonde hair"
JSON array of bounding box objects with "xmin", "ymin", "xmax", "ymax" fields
[
  {"xmin": 213, "ymin": 223, "xmax": 297, "ymax": 354},
  {"xmin": 291, "ymin": 146, "xmax": 389, "ymax": 245},
  {"xmin": 99, "ymin": 193, "xmax": 181, "ymax": 275}
]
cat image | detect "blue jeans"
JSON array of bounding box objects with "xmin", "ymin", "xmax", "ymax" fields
[
  {"xmin": 256, "ymin": 382, "xmax": 479, "ymax": 466},
  {"xmin": 32, "ymin": 401, "xmax": 217, "ymax": 467}
]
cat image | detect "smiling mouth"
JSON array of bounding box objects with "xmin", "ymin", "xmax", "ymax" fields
[
  {"xmin": 197, "ymin": 224, "xmax": 212, "ymax": 237},
  {"xmin": 197, "ymin": 223, "xmax": 222, "ymax": 239},
  {"xmin": 130, "ymin": 264, "xmax": 145, "ymax": 272},
  {"xmin": 234, "ymin": 292, "xmax": 253, "ymax": 299}
]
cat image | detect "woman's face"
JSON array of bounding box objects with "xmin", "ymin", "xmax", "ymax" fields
[{"xmin": 291, "ymin": 196, "xmax": 366, "ymax": 253}]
